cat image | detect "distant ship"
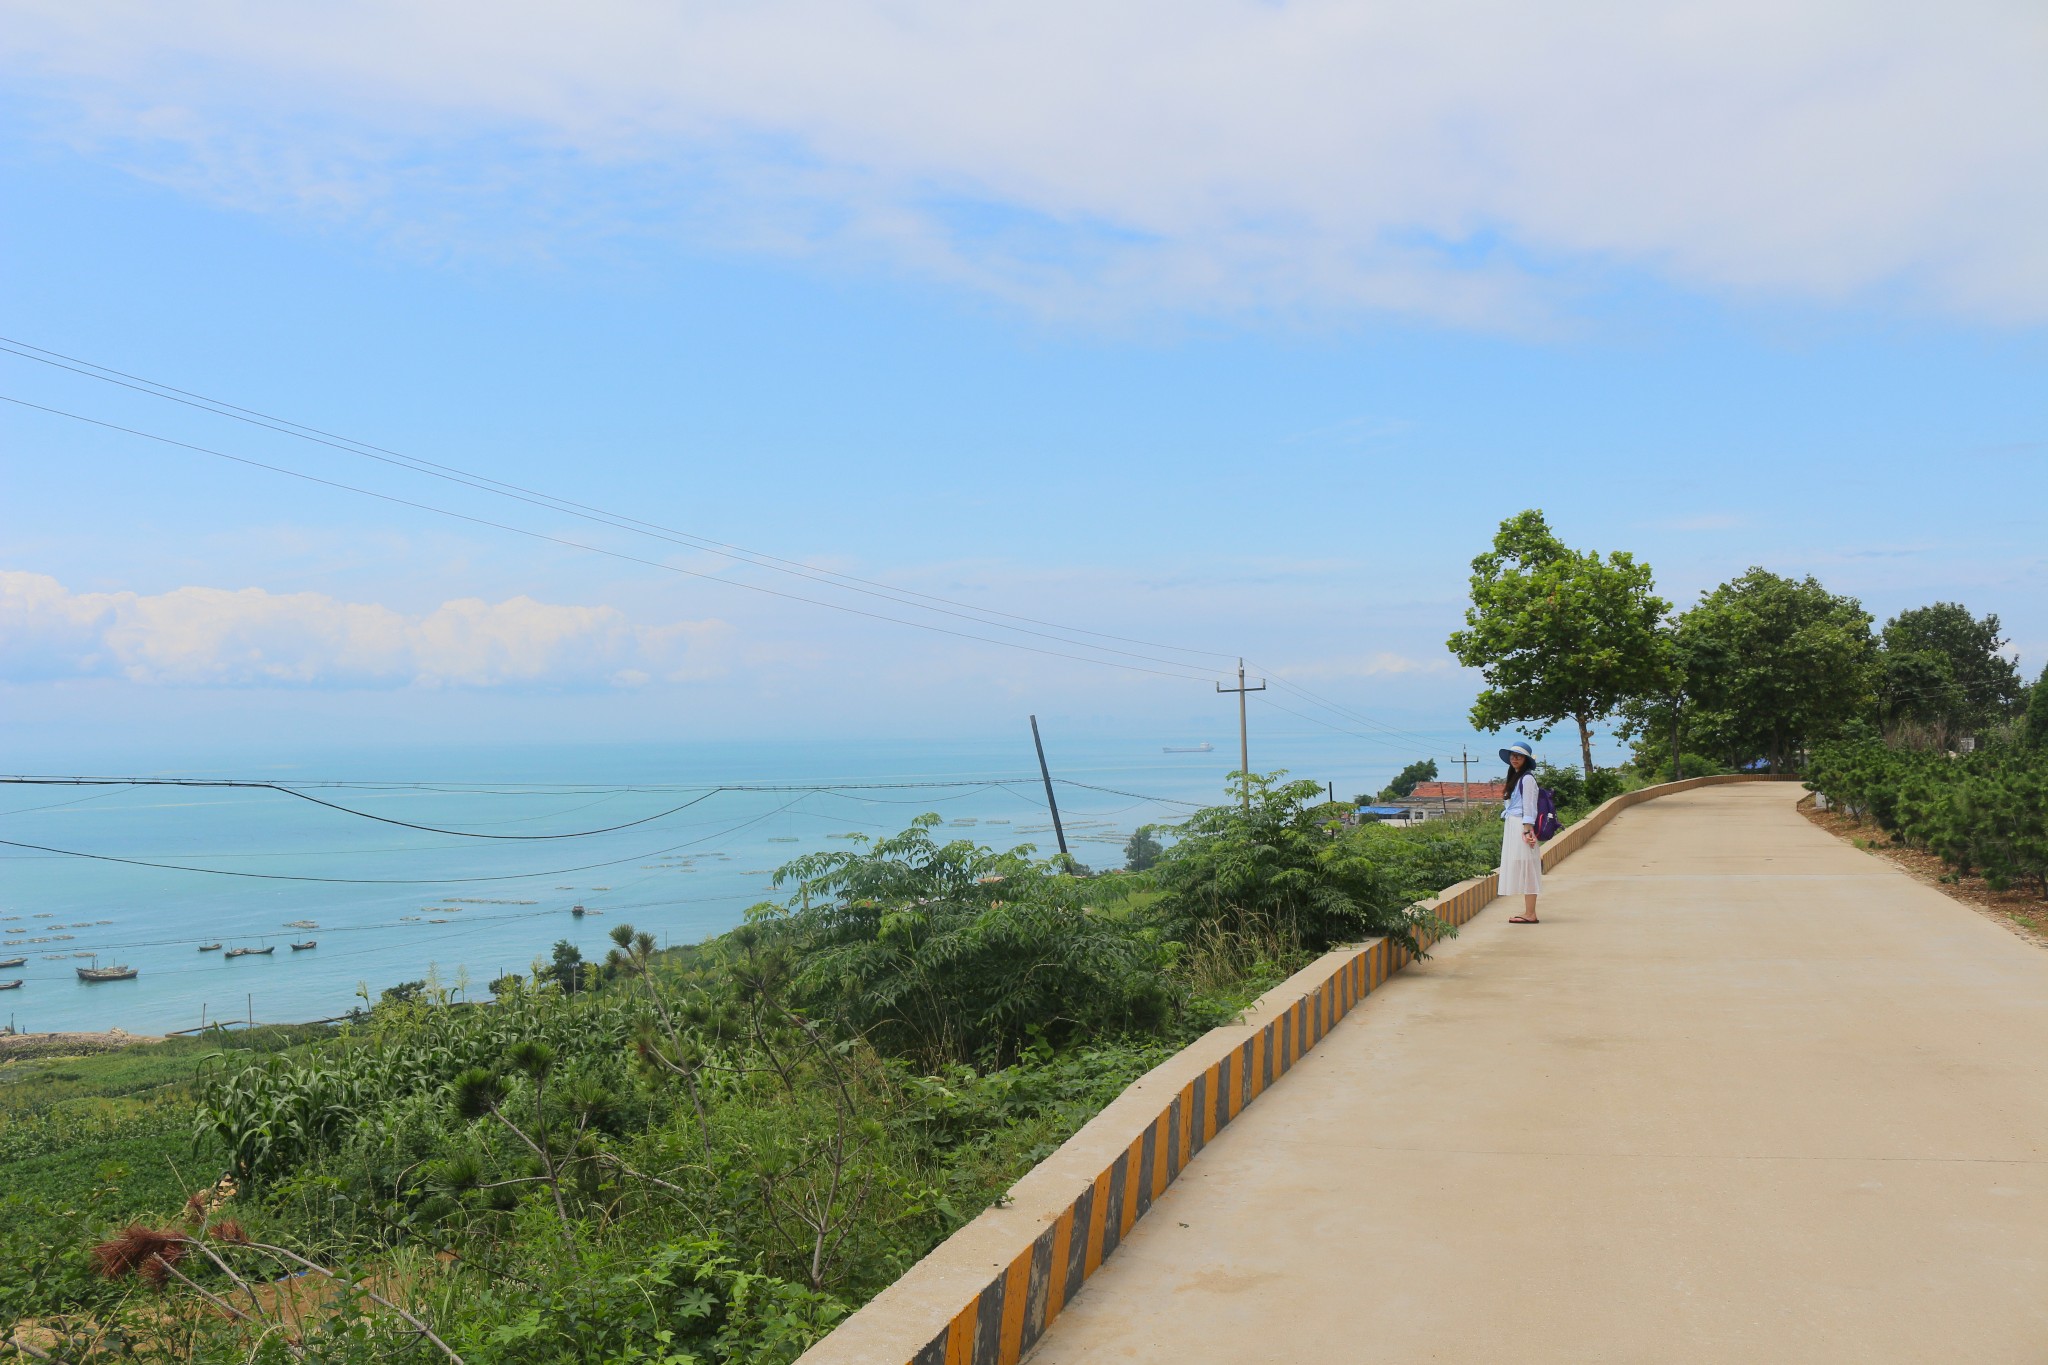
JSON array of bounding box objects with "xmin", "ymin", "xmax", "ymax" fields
[
  {"xmin": 225, "ymin": 946, "xmax": 275, "ymax": 959},
  {"xmin": 1162, "ymin": 742, "xmax": 1215, "ymax": 754}
]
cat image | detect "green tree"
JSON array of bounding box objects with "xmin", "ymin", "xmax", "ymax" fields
[
  {"xmin": 548, "ymin": 940, "xmax": 587, "ymax": 994},
  {"xmin": 1377, "ymin": 759, "xmax": 1438, "ymax": 800},
  {"xmin": 1447, "ymin": 509, "xmax": 1670, "ymax": 779},
  {"xmin": 1878, "ymin": 602, "xmax": 2024, "ymax": 745},
  {"xmin": 2026, "ymin": 665, "xmax": 2048, "ymax": 750},
  {"xmin": 1151, "ymin": 772, "xmax": 1449, "ymax": 956},
  {"xmin": 764, "ymin": 814, "xmax": 1170, "ymax": 1067},
  {"xmin": 1123, "ymin": 824, "xmax": 1165, "ymax": 872},
  {"xmin": 1676, "ymin": 568, "xmax": 1875, "ymax": 771}
]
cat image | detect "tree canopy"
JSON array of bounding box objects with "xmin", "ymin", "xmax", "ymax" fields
[
  {"xmin": 1877, "ymin": 602, "xmax": 2023, "ymax": 746},
  {"xmin": 1446, "ymin": 509, "xmax": 1669, "ymax": 778},
  {"xmin": 1377, "ymin": 758, "xmax": 1438, "ymax": 801},
  {"xmin": 1674, "ymin": 568, "xmax": 1874, "ymax": 771}
]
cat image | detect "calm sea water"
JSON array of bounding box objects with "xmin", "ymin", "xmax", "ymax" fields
[{"xmin": 0, "ymin": 732, "xmax": 1414, "ymax": 1035}]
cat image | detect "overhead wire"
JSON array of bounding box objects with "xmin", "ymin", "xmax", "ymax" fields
[
  {"xmin": 0, "ymin": 392, "xmax": 1222, "ymax": 684},
  {"xmin": 0, "ymin": 338, "xmax": 1234, "ymax": 672},
  {"xmin": 0, "ymin": 336, "xmax": 1495, "ymax": 747}
]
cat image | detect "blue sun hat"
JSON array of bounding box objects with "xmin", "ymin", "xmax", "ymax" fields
[{"xmin": 1498, "ymin": 740, "xmax": 1535, "ymax": 765}]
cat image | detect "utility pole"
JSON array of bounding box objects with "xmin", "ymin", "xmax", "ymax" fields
[
  {"xmin": 1216, "ymin": 658, "xmax": 1266, "ymax": 810},
  {"xmin": 1029, "ymin": 715, "xmax": 1072, "ymax": 867},
  {"xmin": 1459, "ymin": 747, "xmax": 1471, "ymax": 804}
]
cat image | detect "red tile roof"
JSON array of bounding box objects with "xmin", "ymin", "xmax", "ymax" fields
[{"xmin": 1408, "ymin": 780, "xmax": 1504, "ymax": 800}]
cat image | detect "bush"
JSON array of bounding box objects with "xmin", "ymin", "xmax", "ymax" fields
[
  {"xmin": 765, "ymin": 815, "xmax": 1174, "ymax": 1069},
  {"xmin": 1808, "ymin": 738, "xmax": 2048, "ymax": 897},
  {"xmin": 1150, "ymin": 773, "xmax": 1468, "ymax": 958}
]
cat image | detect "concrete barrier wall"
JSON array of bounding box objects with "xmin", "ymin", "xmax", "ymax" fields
[{"xmin": 796, "ymin": 773, "xmax": 1780, "ymax": 1365}]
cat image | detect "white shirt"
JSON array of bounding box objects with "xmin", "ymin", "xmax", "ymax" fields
[{"xmin": 1501, "ymin": 773, "xmax": 1537, "ymax": 824}]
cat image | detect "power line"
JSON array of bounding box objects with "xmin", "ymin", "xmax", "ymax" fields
[
  {"xmin": 0, "ymin": 337, "xmax": 1481, "ymax": 743},
  {"xmin": 0, "ymin": 392, "xmax": 1221, "ymax": 684},
  {"xmin": 0, "ymin": 336, "xmax": 1237, "ymax": 670}
]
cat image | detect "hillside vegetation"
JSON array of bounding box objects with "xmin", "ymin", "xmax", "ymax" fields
[{"xmin": 3, "ymin": 777, "xmax": 1503, "ymax": 1364}]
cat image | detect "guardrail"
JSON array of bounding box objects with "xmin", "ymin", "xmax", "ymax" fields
[{"xmin": 796, "ymin": 773, "xmax": 1782, "ymax": 1365}]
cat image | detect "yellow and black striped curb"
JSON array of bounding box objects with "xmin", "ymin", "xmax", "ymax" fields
[{"xmin": 801, "ymin": 773, "xmax": 1780, "ymax": 1365}]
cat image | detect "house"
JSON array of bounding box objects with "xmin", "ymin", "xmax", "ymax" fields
[{"xmin": 1408, "ymin": 780, "xmax": 1505, "ymax": 802}]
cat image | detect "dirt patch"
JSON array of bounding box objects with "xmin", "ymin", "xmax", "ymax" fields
[
  {"xmin": 0, "ymin": 1029, "xmax": 160, "ymax": 1061},
  {"xmin": 1800, "ymin": 794, "xmax": 2048, "ymax": 949}
]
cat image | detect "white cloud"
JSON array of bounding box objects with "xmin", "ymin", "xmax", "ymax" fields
[
  {"xmin": 0, "ymin": 570, "xmax": 732, "ymax": 688},
  {"xmin": 4, "ymin": 1, "xmax": 2043, "ymax": 323}
]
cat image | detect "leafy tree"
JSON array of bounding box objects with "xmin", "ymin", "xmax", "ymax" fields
[
  {"xmin": 379, "ymin": 979, "xmax": 427, "ymax": 1007},
  {"xmin": 548, "ymin": 940, "xmax": 588, "ymax": 994},
  {"xmin": 1150, "ymin": 772, "xmax": 1450, "ymax": 956},
  {"xmin": 1447, "ymin": 509, "xmax": 1670, "ymax": 779},
  {"xmin": 1672, "ymin": 568, "xmax": 1875, "ymax": 772},
  {"xmin": 763, "ymin": 815, "xmax": 1171, "ymax": 1068},
  {"xmin": 1878, "ymin": 602, "xmax": 2023, "ymax": 745},
  {"xmin": 1123, "ymin": 825, "xmax": 1165, "ymax": 872},
  {"xmin": 2026, "ymin": 664, "xmax": 2048, "ymax": 750},
  {"xmin": 1377, "ymin": 759, "xmax": 1438, "ymax": 801}
]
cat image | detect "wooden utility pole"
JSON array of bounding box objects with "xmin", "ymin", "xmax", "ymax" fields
[
  {"xmin": 1029, "ymin": 715, "xmax": 1071, "ymax": 865},
  {"xmin": 1459, "ymin": 747, "xmax": 1471, "ymax": 803},
  {"xmin": 1216, "ymin": 658, "xmax": 1266, "ymax": 810}
]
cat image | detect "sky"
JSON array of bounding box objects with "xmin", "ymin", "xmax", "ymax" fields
[{"xmin": 1, "ymin": 1, "xmax": 2044, "ymax": 785}]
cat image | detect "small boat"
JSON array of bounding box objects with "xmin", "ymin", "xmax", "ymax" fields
[
  {"xmin": 224, "ymin": 946, "xmax": 275, "ymax": 959},
  {"xmin": 1163, "ymin": 742, "xmax": 1215, "ymax": 754},
  {"xmin": 0, "ymin": 980, "xmax": 21, "ymax": 990},
  {"xmin": 290, "ymin": 940, "xmax": 317, "ymax": 951},
  {"xmin": 198, "ymin": 943, "xmax": 222, "ymax": 952},
  {"xmin": 0, "ymin": 956, "xmax": 24, "ymax": 969},
  {"xmin": 77, "ymin": 964, "xmax": 138, "ymax": 982}
]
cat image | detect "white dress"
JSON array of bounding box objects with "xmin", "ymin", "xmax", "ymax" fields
[{"xmin": 1497, "ymin": 772, "xmax": 1543, "ymax": 896}]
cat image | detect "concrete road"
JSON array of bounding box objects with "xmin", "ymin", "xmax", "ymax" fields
[{"xmin": 1025, "ymin": 783, "xmax": 2048, "ymax": 1363}]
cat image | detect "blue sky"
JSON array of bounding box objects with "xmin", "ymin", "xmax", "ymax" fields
[{"xmin": 1, "ymin": 2, "xmax": 2043, "ymax": 784}]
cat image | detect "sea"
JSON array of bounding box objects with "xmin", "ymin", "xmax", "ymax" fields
[{"xmin": 0, "ymin": 731, "xmax": 1455, "ymax": 1035}]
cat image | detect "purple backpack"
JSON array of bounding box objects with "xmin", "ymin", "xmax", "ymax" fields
[{"xmin": 1532, "ymin": 785, "xmax": 1560, "ymax": 841}]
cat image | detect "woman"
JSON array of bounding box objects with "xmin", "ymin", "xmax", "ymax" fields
[{"xmin": 1497, "ymin": 741, "xmax": 1542, "ymax": 923}]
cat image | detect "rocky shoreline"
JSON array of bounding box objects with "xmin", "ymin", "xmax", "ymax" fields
[{"xmin": 0, "ymin": 1028, "xmax": 161, "ymax": 1060}]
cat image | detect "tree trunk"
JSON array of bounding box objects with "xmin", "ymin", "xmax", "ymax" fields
[{"xmin": 1577, "ymin": 714, "xmax": 1594, "ymax": 781}]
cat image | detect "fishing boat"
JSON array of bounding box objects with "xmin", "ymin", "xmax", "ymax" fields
[
  {"xmin": 0, "ymin": 956, "xmax": 24, "ymax": 969},
  {"xmin": 290, "ymin": 940, "xmax": 317, "ymax": 951},
  {"xmin": 76, "ymin": 964, "xmax": 138, "ymax": 982},
  {"xmin": 0, "ymin": 980, "xmax": 21, "ymax": 990},
  {"xmin": 198, "ymin": 943, "xmax": 222, "ymax": 952},
  {"xmin": 224, "ymin": 946, "xmax": 275, "ymax": 959}
]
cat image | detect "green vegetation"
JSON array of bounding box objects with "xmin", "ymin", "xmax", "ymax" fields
[
  {"xmin": 2, "ymin": 781, "xmax": 1506, "ymax": 1364},
  {"xmin": 1122, "ymin": 825, "xmax": 1164, "ymax": 872},
  {"xmin": 1376, "ymin": 759, "xmax": 1437, "ymax": 801},
  {"xmin": 1448, "ymin": 509, "xmax": 1671, "ymax": 779},
  {"xmin": 1805, "ymin": 739, "xmax": 2048, "ymax": 898},
  {"xmin": 1438, "ymin": 513, "xmax": 2027, "ymax": 777}
]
